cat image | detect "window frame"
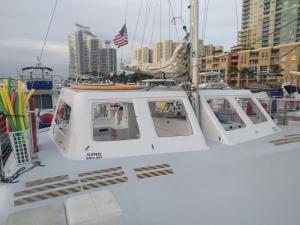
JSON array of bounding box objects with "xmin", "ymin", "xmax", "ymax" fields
[
  {"xmin": 147, "ymin": 99, "xmax": 194, "ymax": 138},
  {"xmin": 235, "ymin": 97, "xmax": 268, "ymax": 125},
  {"xmin": 91, "ymin": 101, "xmax": 141, "ymax": 142},
  {"xmin": 205, "ymin": 97, "xmax": 248, "ymax": 132},
  {"xmin": 54, "ymin": 100, "xmax": 72, "ymax": 136}
]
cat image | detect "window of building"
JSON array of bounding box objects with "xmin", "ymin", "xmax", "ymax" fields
[
  {"xmin": 207, "ymin": 99, "xmax": 246, "ymax": 131},
  {"xmin": 55, "ymin": 101, "xmax": 72, "ymax": 135},
  {"xmin": 236, "ymin": 98, "xmax": 267, "ymax": 124},
  {"xmin": 92, "ymin": 102, "xmax": 140, "ymax": 141},
  {"xmin": 148, "ymin": 100, "xmax": 193, "ymax": 137}
]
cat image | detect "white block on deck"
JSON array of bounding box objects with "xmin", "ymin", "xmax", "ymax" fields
[
  {"xmin": 6, "ymin": 203, "xmax": 67, "ymax": 225},
  {"xmin": 66, "ymin": 190, "xmax": 123, "ymax": 225}
]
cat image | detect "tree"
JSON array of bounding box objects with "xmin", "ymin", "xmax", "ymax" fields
[
  {"xmin": 270, "ymin": 64, "xmax": 284, "ymax": 76},
  {"xmin": 240, "ymin": 67, "xmax": 255, "ymax": 80},
  {"xmin": 229, "ymin": 66, "xmax": 239, "ymax": 75}
]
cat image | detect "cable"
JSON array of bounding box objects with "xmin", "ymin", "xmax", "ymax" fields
[
  {"xmin": 168, "ymin": 0, "xmax": 179, "ymax": 41},
  {"xmin": 129, "ymin": 0, "xmax": 144, "ymax": 61},
  {"xmin": 40, "ymin": 0, "xmax": 59, "ymax": 61},
  {"xmin": 202, "ymin": 0, "xmax": 210, "ymax": 41},
  {"xmin": 140, "ymin": 0, "xmax": 153, "ymax": 49},
  {"xmin": 234, "ymin": 0, "xmax": 239, "ymax": 44},
  {"xmin": 1, "ymin": 161, "xmax": 46, "ymax": 184},
  {"xmin": 277, "ymin": 43, "xmax": 300, "ymax": 61},
  {"xmin": 124, "ymin": 0, "xmax": 129, "ymax": 24},
  {"xmin": 247, "ymin": 17, "xmax": 299, "ymax": 47},
  {"xmin": 149, "ymin": 0, "xmax": 158, "ymax": 47}
]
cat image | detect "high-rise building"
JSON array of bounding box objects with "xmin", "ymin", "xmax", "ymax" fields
[
  {"xmin": 153, "ymin": 42, "xmax": 163, "ymax": 63},
  {"xmin": 99, "ymin": 41, "xmax": 117, "ymax": 76},
  {"xmin": 68, "ymin": 35, "xmax": 77, "ymax": 78},
  {"xmin": 134, "ymin": 40, "xmax": 223, "ymax": 64},
  {"xmin": 68, "ymin": 24, "xmax": 101, "ymax": 79},
  {"xmin": 240, "ymin": 0, "xmax": 300, "ymax": 48}
]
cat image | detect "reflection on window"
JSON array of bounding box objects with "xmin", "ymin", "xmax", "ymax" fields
[
  {"xmin": 92, "ymin": 102, "xmax": 140, "ymax": 141},
  {"xmin": 149, "ymin": 100, "xmax": 193, "ymax": 137},
  {"xmin": 236, "ymin": 98, "xmax": 267, "ymax": 124},
  {"xmin": 55, "ymin": 101, "xmax": 71, "ymax": 135},
  {"xmin": 207, "ymin": 99, "xmax": 246, "ymax": 131},
  {"xmin": 33, "ymin": 94, "xmax": 53, "ymax": 110}
]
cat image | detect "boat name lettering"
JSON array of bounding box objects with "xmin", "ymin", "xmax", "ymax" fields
[{"xmin": 86, "ymin": 152, "xmax": 102, "ymax": 160}]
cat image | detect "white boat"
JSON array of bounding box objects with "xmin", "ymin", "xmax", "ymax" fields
[
  {"xmin": 1, "ymin": 1, "xmax": 300, "ymax": 224},
  {"xmin": 1, "ymin": 85, "xmax": 300, "ymax": 225}
]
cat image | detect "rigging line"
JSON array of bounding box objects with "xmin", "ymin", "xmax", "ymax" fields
[
  {"xmin": 278, "ymin": 43, "xmax": 300, "ymax": 61},
  {"xmin": 234, "ymin": 0, "xmax": 239, "ymax": 44},
  {"xmin": 129, "ymin": 0, "xmax": 144, "ymax": 61},
  {"xmin": 149, "ymin": 0, "xmax": 158, "ymax": 47},
  {"xmin": 121, "ymin": 0, "xmax": 129, "ymax": 65},
  {"xmin": 248, "ymin": 16, "xmax": 299, "ymax": 47},
  {"xmin": 124, "ymin": 0, "xmax": 129, "ymax": 23},
  {"xmin": 168, "ymin": 0, "xmax": 171, "ymax": 40},
  {"xmin": 201, "ymin": 0, "xmax": 207, "ymax": 39},
  {"xmin": 168, "ymin": 0, "xmax": 179, "ymax": 41},
  {"xmin": 160, "ymin": 0, "xmax": 162, "ymax": 70},
  {"xmin": 203, "ymin": 0, "xmax": 210, "ymax": 41},
  {"xmin": 40, "ymin": 0, "xmax": 59, "ymax": 61},
  {"xmin": 140, "ymin": 0, "xmax": 153, "ymax": 49}
]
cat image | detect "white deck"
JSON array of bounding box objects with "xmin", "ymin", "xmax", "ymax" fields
[{"xmin": 1, "ymin": 126, "xmax": 300, "ymax": 225}]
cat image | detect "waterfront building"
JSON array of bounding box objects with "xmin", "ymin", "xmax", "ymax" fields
[
  {"xmin": 201, "ymin": 43, "xmax": 300, "ymax": 88},
  {"xmin": 99, "ymin": 41, "xmax": 117, "ymax": 76},
  {"xmin": 240, "ymin": 0, "xmax": 300, "ymax": 48},
  {"xmin": 68, "ymin": 24, "xmax": 101, "ymax": 79}
]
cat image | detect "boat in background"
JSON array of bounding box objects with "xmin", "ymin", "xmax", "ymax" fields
[{"xmin": 17, "ymin": 59, "xmax": 61, "ymax": 129}]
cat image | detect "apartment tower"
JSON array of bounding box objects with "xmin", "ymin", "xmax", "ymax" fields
[{"xmin": 240, "ymin": 0, "xmax": 300, "ymax": 48}]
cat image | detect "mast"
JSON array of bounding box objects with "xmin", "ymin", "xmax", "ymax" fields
[{"xmin": 190, "ymin": 0, "xmax": 200, "ymax": 120}]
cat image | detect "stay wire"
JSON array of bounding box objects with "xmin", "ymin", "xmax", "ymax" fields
[
  {"xmin": 129, "ymin": 0, "xmax": 144, "ymax": 61},
  {"xmin": 168, "ymin": 0, "xmax": 179, "ymax": 41},
  {"xmin": 40, "ymin": 0, "xmax": 59, "ymax": 61},
  {"xmin": 149, "ymin": 0, "xmax": 158, "ymax": 47},
  {"xmin": 247, "ymin": 17, "xmax": 299, "ymax": 47},
  {"xmin": 140, "ymin": 0, "xmax": 153, "ymax": 49}
]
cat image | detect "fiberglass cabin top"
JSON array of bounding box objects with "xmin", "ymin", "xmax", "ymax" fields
[
  {"xmin": 2, "ymin": 86, "xmax": 300, "ymax": 225},
  {"xmin": 50, "ymin": 87, "xmax": 208, "ymax": 160}
]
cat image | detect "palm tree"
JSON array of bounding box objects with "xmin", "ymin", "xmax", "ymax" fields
[{"xmin": 269, "ymin": 64, "xmax": 284, "ymax": 76}]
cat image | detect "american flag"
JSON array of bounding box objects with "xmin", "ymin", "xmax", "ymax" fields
[{"xmin": 113, "ymin": 24, "xmax": 128, "ymax": 48}]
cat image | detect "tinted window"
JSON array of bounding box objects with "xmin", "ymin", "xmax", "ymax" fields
[
  {"xmin": 207, "ymin": 98, "xmax": 246, "ymax": 131},
  {"xmin": 92, "ymin": 102, "xmax": 140, "ymax": 141},
  {"xmin": 149, "ymin": 100, "xmax": 193, "ymax": 137}
]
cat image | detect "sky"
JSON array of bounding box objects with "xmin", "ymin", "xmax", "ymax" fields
[{"xmin": 0, "ymin": 0, "xmax": 242, "ymax": 78}]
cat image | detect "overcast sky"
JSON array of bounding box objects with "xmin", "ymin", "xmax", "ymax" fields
[{"xmin": 0, "ymin": 0, "xmax": 242, "ymax": 78}]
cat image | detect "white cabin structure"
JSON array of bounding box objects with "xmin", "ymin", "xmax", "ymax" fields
[{"xmin": 49, "ymin": 88, "xmax": 208, "ymax": 160}]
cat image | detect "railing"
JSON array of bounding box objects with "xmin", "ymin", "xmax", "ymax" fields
[
  {"xmin": 256, "ymin": 97, "xmax": 300, "ymax": 126},
  {"xmin": 0, "ymin": 114, "xmax": 12, "ymax": 179}
]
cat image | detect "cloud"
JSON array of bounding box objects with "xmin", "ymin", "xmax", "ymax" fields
[{"xmin": 0, "ymin": 0, "xmax": 242, "ymax": 77}]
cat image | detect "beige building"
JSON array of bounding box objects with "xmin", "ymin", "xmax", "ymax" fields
[
  {"xmin": 240, "ymin": 0, "xmax": 300, "ymax": 48},
  {"xmin": 201, "ymin": 43, "xmax": 300, "ymax": 88},
  {"xmin": 135, "ymin": 40, "xmax": 224, "ymax": 64}
]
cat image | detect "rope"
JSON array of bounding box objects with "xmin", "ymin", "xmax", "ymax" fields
[
  {"xmin": 160, "ymin": 0, "xmax": 162, "ymax": 69},
  {"xmin": 149, "ymin": 0, "xmax": 158, "ymax": 47},
  {"xmin": 202, "ymin": 0, "xmax": 210, "ymax": 41},
  {"xmin": 129, "ymin": 0, "xmax": 144, "ymax": 61},
  {"xmin": 234, "ymin": 0, "xmax": 239, "ymax": 44},
  {"xmin": 120, "ymin": 0, "xmax": 129, "ymax": 67},
  {"xmin": 247, "ymin": 17, "xmax": 299, "ymax": 47},
  {"xmin": 124, "ymin": 0, "xmax": 129, "ymax": 23},
  {"xmin": 168, "ymin": 0, "xmax": 179, "ymax": 41},
  {"xmin": 40, "ymin": 0, "xmax": 59, "ymax": 61},
  {"xmin": 140, "ymin": 0, "xmax": 153, "ymax": 49},
  {"xmin": 1, "ymin": 161, "xmax": 46, "ymax": 184}
]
